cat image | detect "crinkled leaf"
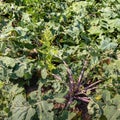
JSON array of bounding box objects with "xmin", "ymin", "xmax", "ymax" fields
[
  {"xmin": 99, "ymin": 38, "xmax": 118, "ymax": 51},
  {"xmin": 0, "ymin": 57, "xmax": 16, "ymax": 67},
  {"xmin": 37, "ymin": 101, "xmax": 54, "ymax": 120},
  {"xmin": 10, "ymin": 94, "xmax": 35, "ymax": 120},
  {"xmin": 14, "ymin": 64, "xmax": 27, "ymax": 78},
  {"xmin": 88, "ymin": 99, "xmax": 102, "ymax": 119}
]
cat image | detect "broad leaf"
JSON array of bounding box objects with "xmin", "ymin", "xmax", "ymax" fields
[{"xmin": 10, "ymin": 94, "xmax": 36, "ymax": 120}]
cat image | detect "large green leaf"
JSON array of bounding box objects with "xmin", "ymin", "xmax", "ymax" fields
[
  {"xmin": 99, "ymin": 38, "xmax": 118, "ymax": 51},
  {"xmin": 37, "ymin": 101, "xmax": 54, "ymax": 120},
  {"xmin": 10, "ymin": 94, "xmax": 36, "ymax": 120},
  {"xmin": 88, "ymin": 99, "xmax": 102, "ymax": 120},
  {"xmin": 0, "ymin": 57, "xmax": 16, "ymax": 67},
  {"xmin": 103, "ymin": 94, "xmax": 120, "ymax": 120}
]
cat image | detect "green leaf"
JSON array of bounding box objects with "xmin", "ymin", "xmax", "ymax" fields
[
  {"xmin": 10, "ymin": 94, "xmax": 36, "ymax": 120},
  {"xmin": 0, "ymin": 81, "xmax": 4, "ymax": 89},
  {"xmin": 102, "ymin": 90, "xmax": 111, "ymax": 102},
  {"xmin": 68, "ymin": 112, "xmax": 77, "ymax": 120},
  {"xmin": 88, "ymin": 26, "xmax": 102, "ymax": 35},
  {"xmin": 41, "ymin": 68, "xmax": 48, "ymax": 79},
  {"xmin": 112, "ymin": 94, "xmax": 120, "ymax": 106},
  {"xmin": 9, "ymin": 84, "xmax": 24, "ymax": 96},
  {"xmin": 37, "ymin": 101, "xmax": 54, "ymax": 120},
  {"xmin": 102, "ymin": 93, "xmax": 120, "ymax": 120},
  {"xmin": 0, "ymin": 57, "xmax": 16, "ymax": 67},
  {"xmin": 54, "ymin": 97, "xmax": 65, "ymax": 103},
  {"xmin": 88, "ymin": 99, "xmax": 102, "ymax": 119},
  {"xmin": 99, "ymin": 38, "xmax": 118, "ymax": 51},
  {"xmin": 14, "ymin": 64, "xmax": 27, "ymax": 78}
]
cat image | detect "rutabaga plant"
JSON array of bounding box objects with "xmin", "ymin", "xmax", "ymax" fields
[{"xmin": 52, "ymin": 57, "xmax": 103, "ymax": 108}]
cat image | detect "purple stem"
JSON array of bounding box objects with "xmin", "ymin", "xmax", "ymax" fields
[
  {"xmin": 77, "ymin": 61, "xmax": 88, "ymax": 88},
  {"xmin": 85, "ymin": 80, "xmax": 102, "ymax": 90},
  {"xmin": 75, "ymin": 92, "xmax": 87, "ymax": 96},
  {"xmin": 65, "ymin": 97, "xmax": 73, "ymax": 108},
  {"xmin": 52, "ymin": 73, "xmax": 62, "ymax": 81},
  {"xmin": 87, "ymin": 86, "xmax": 97, "ymax": 91},
  {"xmin": 74, "ymin": 97, "xmax": 90, "ymax": 103},
  {"xmin": 63, "ymin": 60, "xmax": 74, "ymax": 92}
]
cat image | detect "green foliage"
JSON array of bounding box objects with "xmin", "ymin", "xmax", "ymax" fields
[{"xmin": 0, "ymin": 0, "xmax": 120, "ymax": 120}]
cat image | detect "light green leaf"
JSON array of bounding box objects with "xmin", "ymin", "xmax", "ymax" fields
[
  {"xmin": 102, "ymin": 93, "xmax": 120, "ymax": 120},
  {"xmin": 14, "ymin": 64, "xmax": 27, "ymax": 78},
  {"xmin": 99, "ymin": 38, "xmax": 118, "ymax": 51},
  {"xmin": 103, "ymin": 103, "xmax": 120, "ymax": 120},
  {"xmin": 88, "ymin": 26, "xmax": 102, "ymax": 35},
  {"xmin": 88, "ymin": 99, "xmax": 102, "ymax": 119},
  {"xmin": 0, "ymin": 81, "xmax": 4, "ymax": 89},
  {"xmin": 0, "ymin": 57, "xmax": 16, "ymax": 67},
  {"xmin": 54, "ymin": 97, "xmax": 65, "ymax": 103},
  {"xmin": 102, "ymin": 90, "xmax": 111, "ymax": 102},
  {"xmin": 68, "ymin": 112, "xmax": 77, "ymax": 120},
  {"xmin": 41, "ymin": 68, "xmax": 48, "ymax": 79},
  {"xmin": 112, "ymin": 94, "xmax": 120, "ymax": 106},
  {"xmin": 9, "ymin": 84, "xmax": 24, "ymax": 95},
  {"xmin": 10, "ymin": 94, "xmax": 35, "ymax": 120},
  {"xmin": 37, "ymin": 101, "xmax": 54, "ymax": 120}
]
